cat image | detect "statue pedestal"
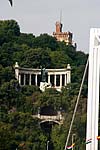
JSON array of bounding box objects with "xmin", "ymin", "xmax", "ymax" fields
[{"xmin": 40, "ymin": 82, "xmax": 51, "ymax": 92}]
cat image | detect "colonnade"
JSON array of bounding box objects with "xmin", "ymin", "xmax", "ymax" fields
[{"xmin": 14, "ymin": 62, "xmax": 71, "ymax": 90}]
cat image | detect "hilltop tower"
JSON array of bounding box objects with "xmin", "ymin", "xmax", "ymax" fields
[{"xmin": 53, "ymin": 21, "xmax": 73, "ymax": 45}]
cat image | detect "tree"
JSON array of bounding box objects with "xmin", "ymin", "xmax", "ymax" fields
[
  {"xmin": 20, "ymin": 48, "xmax": 51, "ymax": 68},
  {"xmin": 0, "ymin": 122, "xmax": 16, "ymax": 150},
  {"xmin": 32, "ymin": 34, "xmax": 58, "ymax": 51},
  {"xmin": 0, "ymin": 20, "xmax": 20, "ymax": 45}
]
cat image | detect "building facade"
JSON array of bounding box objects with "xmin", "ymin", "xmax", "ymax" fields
[{"xmin": 14, "ymin": 62, "xmax": 71, "ymax": 91}]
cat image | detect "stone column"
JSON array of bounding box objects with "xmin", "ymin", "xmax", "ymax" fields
[
  {"xmin": 65, "ymin": 74, "xmax": 67, "ymax": 86},
  {"xmin": 60, "ymin": 74, "xmax": 62, "ymax": 87},
  {"xmin": 67, "ymin": 71, "xmax": 71, "ymax": 83},
  {"xmin": 29, "ymin": 74, "xmax": 31, "ymax": 85},
  {"xmin": 54, "ymin": 74, "xmax": 56, "ymax": 87},
  {"xmin": 14, "ymin": 62, "xmax": 19, "ymax": 80},
  {"xmin": 35, "ymin": 74, "xmax": 37, "ymax": 86},
  {"xmin": 24, "ymin": 74, "xmax": 26, "ymax": 85},
  {"xmin": 67, "ymin": 64, "xmax": 71, "ymax": 84},
  {"xmin": 19, "ymin": 74, "xmax": 21, "ymax": 85},
  {"xmin": 48, "ymin": 74, "xmax": 50, "ymax": 84}
]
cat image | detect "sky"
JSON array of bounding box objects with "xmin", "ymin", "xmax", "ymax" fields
[{"xmin": 1, "ymin": 0, "xmax": 100, "ymax": 53}]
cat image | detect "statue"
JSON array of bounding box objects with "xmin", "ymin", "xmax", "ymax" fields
[
  {"xmin": 40, "ymin": 66, "xmax": 47, "ymax": 82},
  {"xmin": 40, "ymin": 66, "xmax": 51, "ymax": 92}
]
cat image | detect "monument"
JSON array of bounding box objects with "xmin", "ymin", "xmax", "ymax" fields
[
  {"xmin": 14, "ymin": 63, "xmax": 71, "ymax": 91},
  {"xmin": 40, "ymin": 66, "xmax": 51, "ymax": 92}
]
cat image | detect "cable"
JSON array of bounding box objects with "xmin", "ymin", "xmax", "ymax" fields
[{"xmin": 64, "ymin": 57, "xmax": 89, "ymax": 150}]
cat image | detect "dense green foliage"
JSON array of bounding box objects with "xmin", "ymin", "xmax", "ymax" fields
[{"xmin": 0, "ymin": 19, "xmax": 95, "ymax": 150}]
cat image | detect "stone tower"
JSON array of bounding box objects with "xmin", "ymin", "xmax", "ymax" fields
[
  {"xmin": 53, "ymin": 21, "xmax": 73, "ymax": 45},
  {"xmin": 55, "ymin": 21, "xmax": 62, "ymax": 33}
]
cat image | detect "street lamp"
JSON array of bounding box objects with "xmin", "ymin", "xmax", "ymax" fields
[
  {"xmin": 72, "ymin": 134, "xmax": 76, "ymax": 150},
  {"xmin": 47, "ymin": 141, "xmax": 49, "ymax": 150}
]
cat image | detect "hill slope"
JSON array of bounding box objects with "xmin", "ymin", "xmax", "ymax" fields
[{"xmin": 0, "ymin": 20, "xmax": 89, "ymax": 150}]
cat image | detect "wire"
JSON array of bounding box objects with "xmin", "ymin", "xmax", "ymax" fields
[{"xmin": 64, "ymin": 57, "xmax": 89, "ymax": 150}]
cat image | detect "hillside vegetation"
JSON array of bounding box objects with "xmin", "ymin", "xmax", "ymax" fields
[{"xmin": 0, "ymin": 20, "xmax": 92, "ymax": 150}]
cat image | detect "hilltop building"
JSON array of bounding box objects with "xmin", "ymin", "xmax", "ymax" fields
[{"xmin": 53, "ymin": 21, "xmax": 73, "ymax": 45}]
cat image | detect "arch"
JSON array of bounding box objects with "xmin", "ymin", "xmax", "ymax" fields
[{"xmin": 40, "ymin": 119, "xmax": 61, "ymax": 125}]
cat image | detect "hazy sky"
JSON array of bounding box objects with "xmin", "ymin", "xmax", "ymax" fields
[{"xmin": 1, "ymin": 0, "xmax": 100, "ymax": 53}]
